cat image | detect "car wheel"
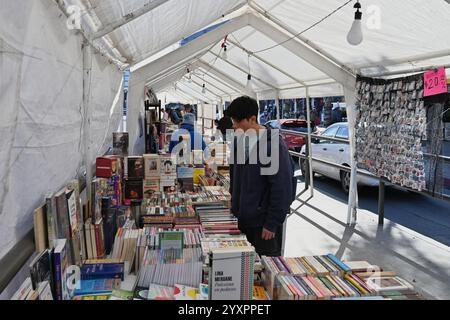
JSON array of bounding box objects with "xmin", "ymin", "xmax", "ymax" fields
[{"xmin": 340, "ymin": 170, "xmax": 351, "ymax": 194}]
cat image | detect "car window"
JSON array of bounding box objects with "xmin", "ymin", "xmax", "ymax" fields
[
  {"xmin": 321, "ymin": 126, "xmax": 339, "ymax": 138},
  {"xmin": 271, "ymin": 121, "xmax": 280, "ymax": 129},
  {"xmin": 336, "ymin": 126, "xmax": 349, "ymax": 140},
  {"xmin": 319, "ymin": 125, "xmax": 339, "ymax": 144}
]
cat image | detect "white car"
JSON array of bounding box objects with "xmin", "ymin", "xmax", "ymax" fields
[{"xmin": 299, "ymin": 122, "xmax": 379, "ymax": 193}]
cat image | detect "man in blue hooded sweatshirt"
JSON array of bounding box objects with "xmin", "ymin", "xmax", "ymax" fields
[
  {"xmin": 228, "ymin": 96, "xmax": 296, "ymax": 257},
  {"xmin": 169, "ymin": 112, "xmax": 206, "ymax": 154}
]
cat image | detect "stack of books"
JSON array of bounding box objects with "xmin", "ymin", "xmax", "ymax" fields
[
  {"xmin": 261, "ymin": 254, "xmax": 423, "ymax": 300},
  {"xmin": 196, "ymin": 204, "xmax": 240, "ymax": 236},
  {"xmin": 200, "ymin": 236, "xmax": 252, "ymax": 264},
  {"xmin": 136, "ymin": 248, "xmax": 203, "ymax": 290},
  {"xmin": 111, "ymin": 228, "xmax": 140, "ymax": 273}
]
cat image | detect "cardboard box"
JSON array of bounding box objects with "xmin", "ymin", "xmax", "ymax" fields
[{"xmin": 96, "ymin": 157, "xmax": 120, "ymax": 178}]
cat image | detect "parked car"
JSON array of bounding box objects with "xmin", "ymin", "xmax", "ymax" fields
[
  {"xmin": 265, "ymin": 119, "xmax": 318, "ymax": 153},
  {"xmin": 299, "ymin": 122, "xmax": 379, "ymax": 193}
]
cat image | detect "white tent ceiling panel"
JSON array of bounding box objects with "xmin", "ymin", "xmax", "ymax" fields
[
  {"xmin": 254, "ymin": 0, "xmax": 450, "ymax": 71},
  {"xmin": 230, "ymin": 28, "xmax": 332, "ymax": 83},
  {"xmin": 177, "ymin": 81, "xmax": 215, "ymax": 102},
  {"xmin": 160, "ymin": 89, "xmax": 193, "ymax": 104},
  {"xmin": 201, "ymin": 51, "xmax": 274, "ymax": 92},
  {"xmin": 198, "ymin": 71, "xmax": 239, "ymax": 95},
  {"xmin": 210, "ymin": 37, "xmax": 296, "ymax": 88},
  {"xmin": 201, "ymin": 52, "xmax": 249, "ymax": 87},
  {"xmin": 88, "ymin": 0, "xmax": 246, "ymax": 64}
]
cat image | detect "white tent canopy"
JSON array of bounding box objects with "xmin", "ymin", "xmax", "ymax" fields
[{"xmin": 1, "ymin": 0, "xmax": 450, "ymax": 263}]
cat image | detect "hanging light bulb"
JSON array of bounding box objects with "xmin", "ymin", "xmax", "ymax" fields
[
  {"xmin": 221, "ymin": 36, "xmax": 228, "ymax": 60},
  {"xmin": 202, "ymin": 83, "xmax": 206, "ymax": 94},
  {"xmin": 186, "ymin": 67, "xmax": 192, "ymax": 83},
  {"xmin": 347, "ymin": 1, "xmax": 363, "ymax": 46},
  {"xmin": 221, "ymin": 44, "xmax": 228, "ymax": 60},
  {"xmin": 245, "ymin": 74, "xmax": 253, "ymax": 93}
]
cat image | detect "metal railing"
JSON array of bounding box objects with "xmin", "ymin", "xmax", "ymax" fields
[{"xmin": 281, "ymin": 128, "xmax": 450, "ymax": 226}]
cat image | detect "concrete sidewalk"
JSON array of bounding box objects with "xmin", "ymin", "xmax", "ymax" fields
[{"xmin": 284, "ymin": 178, "xmax": 450, "ymax": 300}]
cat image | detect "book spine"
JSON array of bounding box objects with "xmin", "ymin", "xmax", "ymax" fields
[
  {"xmin": 295, "ymin": 276, "xmax": 315, "ymax": 300},
  {"xmin": 327, "ymin": 254, "xmax": 351, "ymax": 273},
  {"xmin": 299, "ymin": 257, "xmax": 316, "ymax": 275},
  {"xmin": 53, "ymin": 252, "xmax": 62, "ymax": 301},
  {"xmin": 94, "ymin": 224, "xmax": 104, "ymax": 258},
  {"xmin": 45, "ymin": 197, "xmax": 57, "ymax": 248}
]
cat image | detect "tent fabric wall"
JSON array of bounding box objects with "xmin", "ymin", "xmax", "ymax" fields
[{"xmin": 0, "ymin": 0, "xmax": 123, "ymax": 260}]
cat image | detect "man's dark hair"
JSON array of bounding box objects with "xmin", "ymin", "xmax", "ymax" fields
[
  {"xmin": 184, "ymin": 104, "xmax": 193, "ymax": 112},
  {"xmin": 227, "ymin": 96, "xmax": 259, "ymax": 122}
]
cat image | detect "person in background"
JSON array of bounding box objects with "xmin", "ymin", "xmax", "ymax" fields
[
  {"xmin": 216, "ymin": 115, "xmax": 234, "ymax": 141},
  {"xmin": 184, "ymin": 104, "xmax": 193, "ymax": 114},
  {"xmin": 331, "ymin": 104, "xmax": 343, "ymax": 124},
  {"xmin": 227, "ymin": 96, "xmax": 296, "ymax": 257},
  {"xmin": 259, "ymin": 111, "xmax": 268, "ymax": 125},
  {"xmin": 162, "ymin": 108, "xmax": 170, "ymax": 122},
  {"xmin": 169, "ymin": 106, "xmax": 183, "ymax": 124},
  {"xmin": 169, "ymin": 113, "xmax": 206, "ymax": 153}
]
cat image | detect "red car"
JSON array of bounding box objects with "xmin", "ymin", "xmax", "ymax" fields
[{"xmin": 265, "ymin": 119, "xmax": 318, "ymax": 152}]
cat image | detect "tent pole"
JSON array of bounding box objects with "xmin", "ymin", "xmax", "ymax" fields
[
  {"xmin": 344, "ymin": 88, "xmax": 358, "ymax": 225},
  {"xmin": 275, "ymin": 92, "xmax": 281, "ymax": 120},
  {"xmin": 82, "ymin": 41, "xmax": 93, "ymax": 209},
  {"xmin": 306, "ymin": 87, "xmax": 314, "ymax": 197}
]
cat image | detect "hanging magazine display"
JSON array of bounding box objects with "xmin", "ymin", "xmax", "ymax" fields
[{"xmin": 355, "ymin": 74, "xmax": 427, "ymax": 191}]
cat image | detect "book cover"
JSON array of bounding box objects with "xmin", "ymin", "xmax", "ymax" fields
[
  {"xmin": 209, "ymin": 247, "xmax": 255, "ymax": 300},
  {"xmin": 53, "ymin": 239, "xmax": 70, "ymax": 300},
  {"xmin": 125, "ymin": 179, "xmax": 144, "ymax": 201},
  {"xmin": 174, "ymin": 284, "xmax": 199, "ymax": 300},
  {"xmin": 160, "ymin": 154, "xmax": 177, "ymax": 176},
  {"xmin": 113, "ymin": 132, "xmax": 129, "ymax": 156},
  {"xmin": 80, "ymin": 263, "xmax": 124, "ymax": 281},
  {"xmin": 147, "ymin": 284, "xmax": 175, "ymax": 300},
  {"xmin": 96, "ymin": 157, "xmax": 119, "ymax": 178},
  {"xmin": 193, "ymin": 167, "xmax": 206, "ymax": 185},
  {"xmin": 109, "ymin": 289, "xmax": 134, "ymax": 300},
  {"xmin": 29, "ymin": 249, "xmax": 52, "ymax": 290},
  {"xmin": 126, "ymin": 156, "xmax": 144, "ymax": 179},
  {"xmin": 66, "ymin": 188, "xmax": 82, "ymax": 266},
  {"xmin": 143, "ymin": 154, "xmax": 160, "ymax": 178},
  {"xmin": 143, "ymin": 179, "xmax": 160, "ymax": 198},
  {"xmin": 73, "ymin": 279, "xmax": 117, "ymax": 296},
  {"xmin": 366, "ymin": 276, "xmax": 414, "ymax": 293}
]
